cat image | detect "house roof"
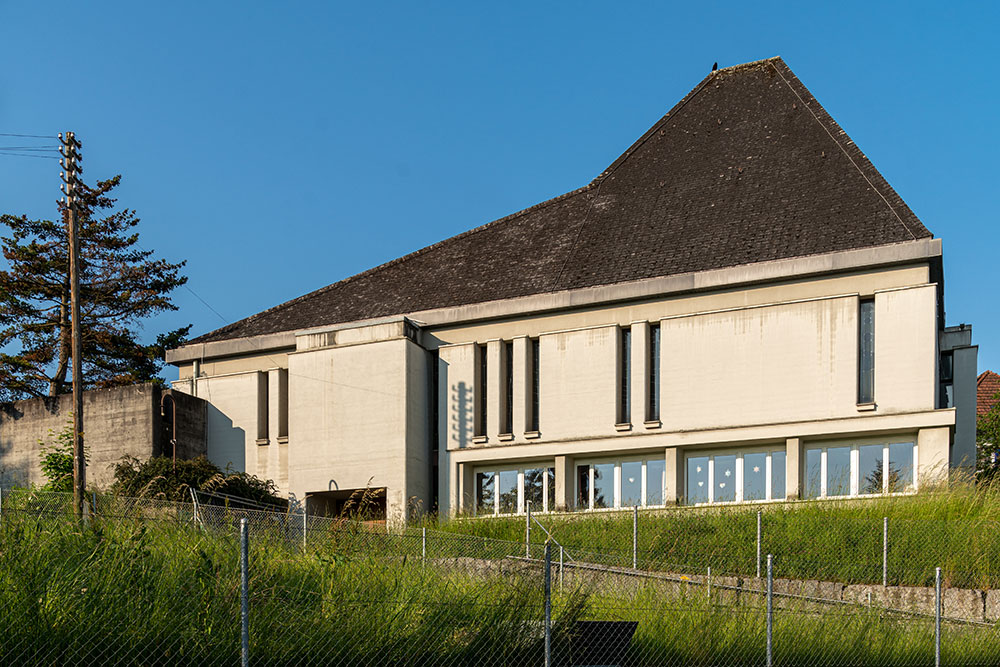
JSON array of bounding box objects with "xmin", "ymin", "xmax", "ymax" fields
[
  {"xmin": 979, "ymin": 371, "xmax": 1000, "ymax": 417},
  {"xmin": 186, "ymin": 57, "xmax": 931, "ymax": 346}
]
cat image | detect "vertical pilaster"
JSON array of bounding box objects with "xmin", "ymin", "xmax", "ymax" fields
[
  {"xmin": 487, "ymin": 340, "xmax": 502, "ymax": 440},
  {"xmin": 664, "ymin": 447, "xmax": 684, "ymax": 504},
  {"xmin": 630, "ymin": 321, "xmax": 649, "ymax": 427},
  {"xmin": 554, "ymin": 454, "xmax": 574, "ymax": 511},
  {"xmin": 785, "ymin": 437, "xmax": 801, "ymax": 500},
  {"xmin": 512, "ymin": 336, "xmax": 529, "ymax": 437}
]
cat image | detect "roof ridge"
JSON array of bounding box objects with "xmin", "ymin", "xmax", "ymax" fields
[{"xmin": 979, "ymin": 370, "xmax": 1000, "ymax": 387}]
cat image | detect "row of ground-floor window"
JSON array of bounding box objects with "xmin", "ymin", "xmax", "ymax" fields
[{"xmin": 473, "ymin": 439, "xmax": 917, "ymax": 516}]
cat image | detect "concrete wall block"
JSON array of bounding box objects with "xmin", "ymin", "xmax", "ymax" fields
[
  {"xmin": 944, "ymin": 588, "xmax": 984, "ymax": 622},
  {"xmin": 985, "ymin": 590, "xmax": 1000, "ymax": 622}
]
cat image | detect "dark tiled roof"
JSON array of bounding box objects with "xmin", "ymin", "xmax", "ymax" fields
[
  {"xmin": 188, "ymin": 57, "xmax": 931, "ymax": 345},
  {"xmin": 979, "ymin": 371, "xmax": 1000, "ymax": 417}
]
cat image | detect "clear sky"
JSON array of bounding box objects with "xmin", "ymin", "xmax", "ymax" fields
[{"xmin": 1, "ymin": 1, "xmax": 998, "ymax": 374}]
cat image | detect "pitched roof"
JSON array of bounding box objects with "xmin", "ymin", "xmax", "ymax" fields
[
  {"xmin": 979, "ymin": 371, "xmax": 1000, "ymax": 417},
  {"xmin": 188, "ymin": 57, "xmax": 932, "ymax": 346}
]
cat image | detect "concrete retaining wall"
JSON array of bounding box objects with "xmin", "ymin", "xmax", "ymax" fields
[{"xmin": 0, "ymin": 383, "xmax": 207, "ymax": 489}]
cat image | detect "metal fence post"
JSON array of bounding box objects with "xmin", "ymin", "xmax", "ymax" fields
[
  {"xmin": 883, "ymin": 517, "xmax": 888, "ymax": 587},
  {"xmin": 707, "ymin": 566, "xmax": 712, "ymax": 601},
  {"xmin": 766, "ymin": 554, "xmax": 773, "ymax": 667},
  {"xmin": 757, "ymin": 511, "xmax": 762, "ymax": 578},
  {"xmin": 632, "ymin": 505, "xmax": 638, "ymax": 569},
  {"xmin": 544, "ymin": 541, "xmax": 552, "ymax": 667},
  {"xmin": 422, "ymin": 527, "xmax": 427, "ymax": 566},
  {"xmin": 240, "ymin": 518, "xmax": 250, "ymax": 667},
  {"xmin": 559, "ymin": 545, "xmax": 564, "ymax": 592},
  {"xmin": 935, "ymin": 567, "xmax": 942, "ymax": 667},
  {"xmin": 526, "ymin": 504, "xmax": 531, "ymax": 558},
  {"xmin": 302, "ymin": 509, "xmax": 307, "ymax": 551}
]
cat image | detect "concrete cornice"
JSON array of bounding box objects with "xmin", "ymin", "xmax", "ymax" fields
[
  {"xmin": 167, "ymin": 239, "xmax": 940, "ymax": 364},
  {"xmin": 409, "ymin": 239, "xmax": 941, "ymax": 329},
  {"xmin": 165, "ymin": 331, "xmax": 295, "ymax": 364}
]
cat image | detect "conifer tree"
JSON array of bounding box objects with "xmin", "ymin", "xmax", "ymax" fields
[{"xmin": 0, "ymin": 175, "xmax": 189, "ymax": 401}]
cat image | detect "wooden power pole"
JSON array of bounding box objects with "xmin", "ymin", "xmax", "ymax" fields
[{"xmin": 59, "ymin": 131, "xmax": 85, "ymax": 518}]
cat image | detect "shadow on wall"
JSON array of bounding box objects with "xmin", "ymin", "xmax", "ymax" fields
[
  {"xmin": 451, "ymin": 381, "xmax": 471, "ymax": 450},
  {"xmin": 205, "ymin": 404, "xmax": 246, "ymax": 472}
]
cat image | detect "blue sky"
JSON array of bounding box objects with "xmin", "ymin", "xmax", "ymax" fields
[{"xmin": 1, "ymin": 1, "xmax": 998, "ymax": 373}]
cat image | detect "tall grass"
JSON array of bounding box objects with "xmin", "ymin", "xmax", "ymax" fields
[
  {"xmin": 2, "ymin": 510, "xmax": 999, "ymax": 665},
  {"xmin": 430, "ymin": 480, "xmax": 1000, "ymax": 589}
]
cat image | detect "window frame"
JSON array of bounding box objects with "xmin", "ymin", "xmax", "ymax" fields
[
  {"xmin": 574, "ymin": 456, "xmax": 668, "ymax": 511},
  {"xmin": 803, "ymin": 438, "xmax": 919, "ymax": 500},
  {"xmin": 683, "ymin": 446, "xmax": 788, "ymax": 506},
  {"xmin": 473, "ymin": 463, "xmax": 556, "ymax": 516}
]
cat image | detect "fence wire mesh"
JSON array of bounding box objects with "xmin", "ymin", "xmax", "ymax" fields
[{"xmin": 2, "ymin": 488, "xmax": 1000, "ymax": 665}]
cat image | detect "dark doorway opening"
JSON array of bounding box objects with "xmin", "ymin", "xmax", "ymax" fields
[{"xmin": 306, "ymin": 488, "xmax": 387, "ymax": 521}]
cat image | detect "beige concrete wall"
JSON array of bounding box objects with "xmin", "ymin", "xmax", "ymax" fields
[
  {"xmin": 874, "ymin": 285, "xmax": 937, "ymax": 414},
  {"xmin": 287, "ymin": 332, "xmax": 430, "ymax": 524},
  {"xmin": 177, "ymin": 372, "xmax": 264, "ymax": 477},
  {"xmin": 428, "ymin": 265, "xmax": 929, "ymax": 347},
  {"xmin": 660, "ymin": 295, "xmax": 858, "ymax": 431}
]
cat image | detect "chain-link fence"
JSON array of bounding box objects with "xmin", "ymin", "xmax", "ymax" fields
[{"xmin": 2, "ymin": 488, "xmax": 999, "ymax": 665}]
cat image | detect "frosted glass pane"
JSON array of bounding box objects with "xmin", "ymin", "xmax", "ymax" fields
[
  {"xmin": 827, "ymin": 446, "xmax": 851, "ymax": 497},
  {"xmin": 859, "ymin": 445, "xmax": 883, "ymax": 495},
  {"xmin": 888, "ymin": 443, "xmax": 915, "ymax": 493},
  {"xmin": 498, "ymin": 470, "xmax": 518, "ymax": 514},
  {"xmin": 621, "ymin": 461, "xmax": 642, "ymax": 507},
  {"xmin": 771, "ymin": 451, "xmax": 786, "ymax": 501},
  {"xmin": 687, "ymin": 456, "xmax": 709, "ymax": 504},
  {"xmin": 804, "ymin": 449, "xmax": 822, "ymax": 499},
  {"xmin": 476, "ymin": 472, "xmax": 494, "ymax": 514},
  {"xmin": 646, "ymin": 459, "xmax": 665, "ymax": 506},
  {"xmin": 744, "ymin": 453, "xmax": 767, "ymax": 501},
  {"xmin": 715, "ymin": 455, "xmax": 737, "ymax": 502},
  {"xmin": 593, "ymin": 463, "xmax": 614, "ymax": 509}
]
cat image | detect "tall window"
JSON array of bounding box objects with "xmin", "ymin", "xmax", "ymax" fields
[
  {"xmin": 619, "ymin": 327, "xmax": 631, "ymax": 423},
  {"xmin": 648, "ymin": 324, "xmax": 660, "ymax": 421},
  {"xmin": 530, "ymin": 338, "xmax": 540, "ymax": 432},
  {"xmin": 858, "ymin": 299, "xmax": 875, "ymax": 404},
  {"xmin": 476, "ymin": 344, "xmax": 487, "ymax": 436},
  {"xmin": 939, "ymin": 351, "xmax": 954, "ymax": 409},
  {"xmin": 502, "ymin": 341, "xmax": 513, "ymax": 434}
]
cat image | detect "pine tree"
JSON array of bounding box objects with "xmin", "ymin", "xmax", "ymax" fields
[{"xmin": 0, "ymin": 175, "xmax": 189, "ymax": 401}]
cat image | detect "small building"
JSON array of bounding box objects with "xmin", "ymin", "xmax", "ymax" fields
[
  {"xmin": 978, "ymin": 371, "xmax": 1000, "ymax": 419},
  {"xmin": 166, "ymin": 58, "xmax": 978, "ymax": 523}
]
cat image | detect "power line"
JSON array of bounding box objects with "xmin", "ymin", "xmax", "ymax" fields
[
  {"xmin": 0, "ymin": 132, "xmax": 55, "ymax": 138},
  {"xmin": 0, "ymin": 151, "xmax": 59, "ymax": 160}
]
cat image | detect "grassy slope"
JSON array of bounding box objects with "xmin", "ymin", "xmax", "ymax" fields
[
  {"xmin": 426, "ymin": 481, "xmax": 1000, "ymax": 589},
  {"xmin": 2, "ymin": 509, "xmax": 999, "ymax": 665}
]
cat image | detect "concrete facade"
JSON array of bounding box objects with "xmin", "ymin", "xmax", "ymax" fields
[
  {"xmin": 0, "ymin": 383, "xmax": 207, "ymax": 489},
  {"xmin": 166, "ymin": 241, "xmax": 976, "ymax": 522}
]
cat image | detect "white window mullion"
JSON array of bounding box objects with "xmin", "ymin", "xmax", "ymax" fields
[
  {"xmin": 850, "ymin": 446, "xmax": 859, "ymax": 497},
  {"xmin": 820, "ymin": 449, "xmax": 828, "ymax": 498},
  {"xmin": 589, "ymin": 466, "xmax": 595, "ymax": 510},
  {"xmin": 614, "ymin": 464, "xmax": 621, "ymax": 508},
  {"xmin": 735, "ymin": 455, "xmax": 744, "ymax": 503},
  {"xmin": 641, "ymin": 462, "xmax": 648, "ymax": 507},
  {"xmin": 517, "ymin": 470, "xmax": 525, "ymax": 514},
  {"xmin": 708, "ymin": 457, "xmax": 715, "ymax": 504},
  {"xmin": 765, "ymin": 453, "xmax": 773, "ymax": 501},
  {"xmin": 883, "ymin": 445, "xmax": 890, "ymax": 494}
]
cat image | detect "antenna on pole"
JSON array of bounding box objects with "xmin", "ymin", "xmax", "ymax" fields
[{"xmin": 59, "ymin": 131, "xmax": 86, "ymax": 519}]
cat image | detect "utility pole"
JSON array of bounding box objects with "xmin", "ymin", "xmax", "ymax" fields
[{"xmin": 59, "ymin": 131, "xmax": 85, "ymax": 519}]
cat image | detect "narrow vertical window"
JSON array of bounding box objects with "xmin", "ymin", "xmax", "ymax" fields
[
  {"xmin": 619, "ymin": 327, "xmax": 631, "ymax": 424},
  {"xmin": 476, "ymin": 344, "xmax": 487, "ymax": 437},
  {"xmin": 858, "ymin": 299, "xmax": 875, "ymax": 404},
  {"xmin": 939, "ymin": 351, "xmax": 954, "ymax": 409},
  {"xmin": 530, "ymin": 338, "xmax": 540, "ymax": 432},
  {"xmin": 648, "ymin": 324, "xmax": 660, "ymax": 421},
  {"xmin": 503, "ymin": 340, "xmax": 513, "ymax": 434}
]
